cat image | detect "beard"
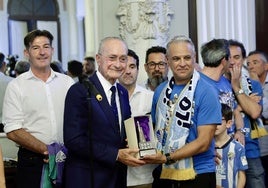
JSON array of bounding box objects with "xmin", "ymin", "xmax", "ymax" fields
[
  {"xmin": 86, "ymin": 69, "xmax": 95, "ymax": 76},
  {"xmin": 149, "ymin": 75, "xmax": 167, "ymax": 89}
]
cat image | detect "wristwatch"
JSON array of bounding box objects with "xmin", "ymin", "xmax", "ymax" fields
[
  {"xmin": 236, "ymin": 128, "xmax": 246, "ymax": 135},
  {"xmin": 235, "ymin": 89, "xmax": 244, "ymax": 96},
  {"xmin": 165, "ymin": 153, "xmax": 176, "ymax": 165}
]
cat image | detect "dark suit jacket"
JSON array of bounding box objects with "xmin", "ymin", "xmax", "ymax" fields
[{"xmin": 63, "ymin": 72, "xmax": 131, "ymax": 188}]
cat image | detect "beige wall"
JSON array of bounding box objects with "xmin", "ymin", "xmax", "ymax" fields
[{"xmin": 0, "ymin": 134, "xmax": 18, "ymax": 159}]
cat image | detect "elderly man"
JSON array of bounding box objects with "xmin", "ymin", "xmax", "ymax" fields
[
  {"xmin": 64, "ymin": 37, "xmax": 145, "ymax": 188},
  {"xmin": 247, "ymin": 50, "xmax": 268, "ymax": 187}
]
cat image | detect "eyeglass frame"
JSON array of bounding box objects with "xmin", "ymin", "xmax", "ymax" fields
[{"xmin": 146, "ymin": 61, "xmax": 167, "ymax": 70}]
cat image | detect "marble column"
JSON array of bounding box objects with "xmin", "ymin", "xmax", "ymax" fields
[
  {"xmin": 67, "ymin": 0, "xmax": 79, "ymax": 60},
  {"xmin": 84, "ymin": 0, "xmax": 96, "ymax": 57}
]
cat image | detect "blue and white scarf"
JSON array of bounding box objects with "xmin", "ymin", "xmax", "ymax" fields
[
  {"xmin": 155, "ymin": 70, "xmax": 199, "ymax": 181},
  {"xmin": 241, "ymin": 75, "xmax": 268, "ymax": 139}
]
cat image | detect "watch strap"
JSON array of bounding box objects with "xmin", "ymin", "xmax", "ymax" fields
[
  {"xmin": 165, "ymin": 153, "xmax": 176, "ymax": 165},
  {"xmin": 236, "ymin": 128, "xmax": 246, "ymax": 135},
  {"xmin": 235, "ymin": 89, "xmax": 244, "ymax": 96}
]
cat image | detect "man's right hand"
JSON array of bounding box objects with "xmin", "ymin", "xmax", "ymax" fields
[{"xmin": 117, "ymin": 148, "xmax": 146, "ymax": 167}]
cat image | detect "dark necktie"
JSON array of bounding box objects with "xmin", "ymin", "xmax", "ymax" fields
[{"xmin": 110, "ymin": 86, "xmax": 120, "ymax": 127}]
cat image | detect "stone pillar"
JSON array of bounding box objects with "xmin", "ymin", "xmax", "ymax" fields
[
  {"xmin": 67, "ymin": 0, "xmax": 79, "ymax": 60},
  {"xmin": 84, "ymin": 0, "xmax": 96, "ymax": 57},
  {"xmin": 59, "ymin": 11, "xmax": 69, "ymax": 70},
  {"xmin": 77, "ymin": 15, "xmax": 85, "ymax": 61},
  {"xmin": 117, "ymin": 0, "xmax": 173, "ymax": 84}
]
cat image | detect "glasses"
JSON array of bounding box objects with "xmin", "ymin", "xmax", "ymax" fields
[
  {"xmin": 146, "ymin": 62, "xmax": 167, "ymax": 70},
  {"xmin": 99, "ymin": 53, "xmax": 128, "ymax": 63}
]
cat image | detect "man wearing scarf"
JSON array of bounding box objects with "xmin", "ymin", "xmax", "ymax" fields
[
  {"xmin": 142, "ymin": 36, "xmax": 222, "ymax": 188},
  {"xmin": 225, "ymin": 40, "xmax": 266, "ymax": 188}
]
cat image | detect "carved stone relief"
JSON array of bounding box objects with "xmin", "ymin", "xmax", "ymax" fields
[{"xmin": 117, "ymin": 0, "xmax": 174, "ymax": 46}]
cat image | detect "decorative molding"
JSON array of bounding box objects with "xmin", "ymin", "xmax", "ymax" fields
[{"xmin": 117, "ymin": 0, "xmax": 173, "ymax": 45}]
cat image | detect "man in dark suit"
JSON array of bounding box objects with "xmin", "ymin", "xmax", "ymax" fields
[{"xmin": 63, "ymin": 37, "xmax": 145, "ymax": 188}]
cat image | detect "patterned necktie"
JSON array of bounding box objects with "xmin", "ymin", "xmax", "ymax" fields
[{"xmin": 110, "ymin": 86, "xmax": 120, "ymax": 126}]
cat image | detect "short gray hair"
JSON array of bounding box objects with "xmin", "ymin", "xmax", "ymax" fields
[
  {"xmin": 97, "ymin": 37, "xmax": 128, "ymax": 54},
  {"xmin": 201, "ymin": 39, "xmax": 230, "ymax": 67},
  {"xmin": 15, "ymin": 60, "xmax": 30, "ymax": 75},
  {"xmin": 166, "ymin": 35, "xmax": 196, "ymax": 56}
]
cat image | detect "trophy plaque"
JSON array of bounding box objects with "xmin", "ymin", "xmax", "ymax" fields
[{"xmin": 124, "ymin": 115, "xmax": 156, "ymax": 158}]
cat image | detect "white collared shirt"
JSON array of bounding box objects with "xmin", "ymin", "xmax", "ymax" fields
[
  {"xmin": 127, "ymin": 84, "xmax": 156, "ymax": 186},
  {"xmin": 2, "ymin": 69, "xmax": 74, "ymax": 144},
  {"xmin": 96, "ymin": 71, "xmax": 122, "ymax": 129},
  {"xmin": 129, "ymin": 84, "xmax": 153, "ymax": 116}
]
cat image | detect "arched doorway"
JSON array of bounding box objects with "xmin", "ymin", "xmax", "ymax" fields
[{"xmin": 7, "ymin": 0, "xmax": 61, "ymax": 63}]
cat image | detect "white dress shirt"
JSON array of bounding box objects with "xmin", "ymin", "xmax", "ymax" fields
[
  {"xmin": 2, "ymin": 69, "xmax": 74, "ymax": 144},
  {"xmin": 127, "ymin": 84, "xmax": 157, "ymax": 186},
  {"xmin": 97, "ymin": 71, "xmax": 122, "ymax": 129}
]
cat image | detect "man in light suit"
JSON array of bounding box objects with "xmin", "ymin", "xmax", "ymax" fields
[{"xmin": 63, "ymin": 37, "xmax": 145, "ymax": 188}]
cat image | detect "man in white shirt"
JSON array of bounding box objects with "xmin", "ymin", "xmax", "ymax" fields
[
  {"xmin": 119, "ymin": 49, "xmax": 156, "ymax": 188},
  {"xmin": 0, "ymin": 52, "xmax": 13, "ymax": 132},
  {"xmin": 2, "ymin": 30, "xmax": 74, "ymax": 187}
]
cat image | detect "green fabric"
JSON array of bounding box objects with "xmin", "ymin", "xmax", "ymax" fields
[{"xmin": 41, "ymin": 155, "xmax": 56, "ymax": 188}]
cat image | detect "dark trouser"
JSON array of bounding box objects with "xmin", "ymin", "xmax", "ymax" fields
[
  {"xmin": 245, "ymin": 157, "xmax": 265, "ymax": 188},
  {"xmin": 152, "ymin": 165, "xmax": 179, "ymax": 188},
  {"xmin": 152, "ymin": 165, "xmax": 216, "ymax": 188},
  {"xmin": 17, "ymin": 147, "xmax": 45, "ymax": 188},
  {"xmin": 0, "ymin": 123, "xmax": 4, "ymax": 132},
  {"xmin": 261, "ymin": 155, "xmax": 268, "ymax": 188},
  {"xmin": 176, "ymin": 173, "xmax": 216, "ymax": 188}
]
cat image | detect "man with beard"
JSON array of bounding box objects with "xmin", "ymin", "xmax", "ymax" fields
[
  {"xmin": 83, "ymin": 56, "xmax": 96, "ymax": 77},
  {"xmin": 144, "ymin": 46, "xmax": 169, "ymax": 91}
]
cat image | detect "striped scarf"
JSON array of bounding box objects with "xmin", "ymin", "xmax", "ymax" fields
[
  {"xmin": 155, "ymin": 70, "xmax": 199, "ymax": 181},
  {"xmin": 241, "ymin": 76, "xmax": 268, "ymax": 139}
]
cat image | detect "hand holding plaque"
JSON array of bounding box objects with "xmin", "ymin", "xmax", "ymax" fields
[{"xmin": 125, "ymin": 115, "xmax": 156, "ymax": 158}]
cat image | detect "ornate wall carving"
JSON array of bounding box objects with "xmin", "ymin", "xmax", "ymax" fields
[
  {"xmin": 117, "ymin": 0, "xmax": 174, "ymax": 83},
  {"xmin": 117, "ymin": 0, "xmax": 174, "ymax": 46}
]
